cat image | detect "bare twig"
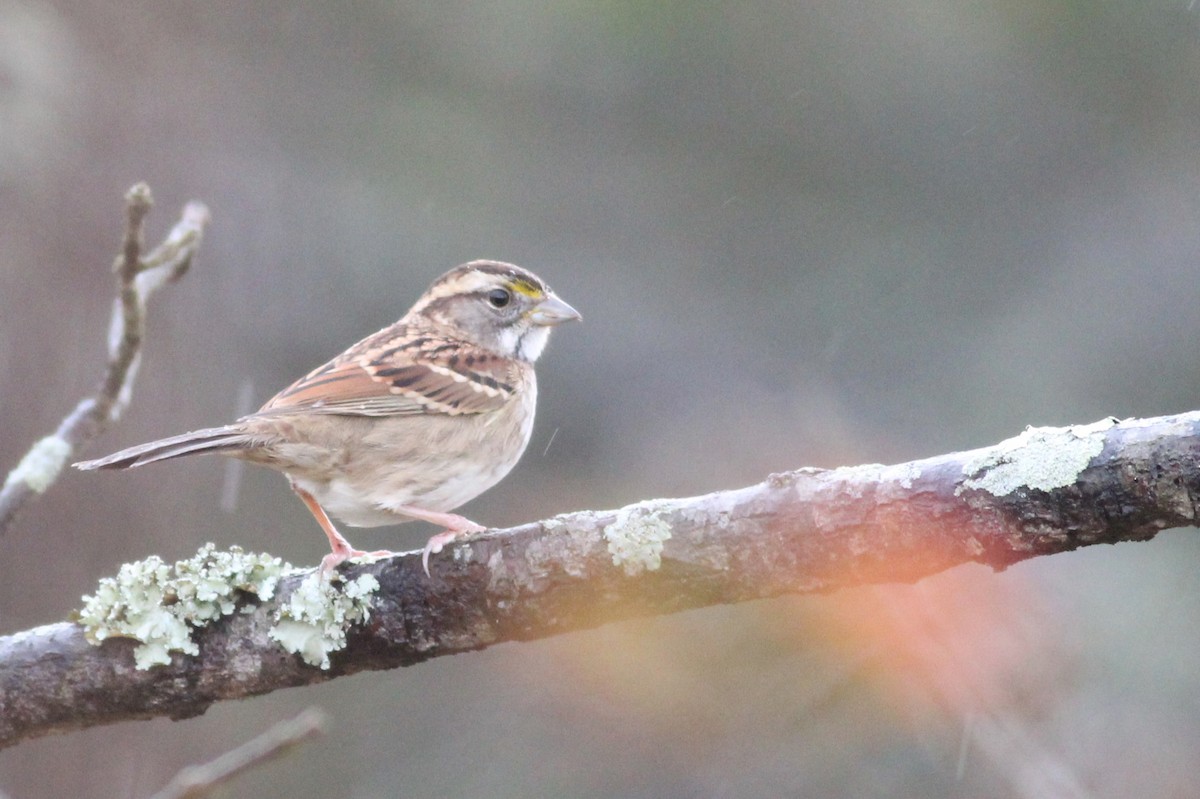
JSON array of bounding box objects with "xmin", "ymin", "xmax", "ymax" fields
[
  {"xmin": 147, "ymin": 708, "xmax": 327, "ymax": 799},
  {"xmin": 0, "ymin": 185, "xmax": 210, "ymax": 534},
  {"xmin": 0, "ymin": 411, "xmax": 1197, "ymax": 748}
]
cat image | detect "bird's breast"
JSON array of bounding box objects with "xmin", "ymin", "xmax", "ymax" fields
[{"xmin": 287, "ymin": 381, "xmax": 537, "ymax": 527}]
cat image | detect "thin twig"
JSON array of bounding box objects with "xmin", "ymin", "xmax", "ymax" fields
[
  {"xmin": 0, "ymin": 185, "xmax": 210, "ymax": 535},
  {"xmin": 147, "ymin": 707, "xmax": 327, "ymax": 799}
]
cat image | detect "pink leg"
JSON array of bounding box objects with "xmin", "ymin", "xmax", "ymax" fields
[
  {"xmin": 389, "ymin": 504, "xmax": 486, "ymax": 576},
  {"xmin": 290, "ymin": 483, "xmax": 394, "ymax": 573}
]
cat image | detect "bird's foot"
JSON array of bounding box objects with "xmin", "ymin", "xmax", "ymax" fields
[
  {"xmin": 319, "ymin": 546, "xmax": 396, "ymax": 576},
  {"xmin": 420, "ymin": 517, "xmax": 487, "ymax": 577}
]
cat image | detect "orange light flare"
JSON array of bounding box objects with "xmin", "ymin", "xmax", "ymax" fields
[
  {"xmin": 489, "ymin": 564, "xmax": 1082, "ymax": 792},
  {"xmin": 787, "ymin": 482, "xmax": 1079, "ymax": 721},
  {"xmin": 491, "ymin": 502, "xmax": 1079, "ymax": 779},
  {"xmin": 815, "ymin": 564, "xmax": 1077, "ymax": 728}
]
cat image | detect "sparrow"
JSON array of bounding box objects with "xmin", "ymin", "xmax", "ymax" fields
[{"xmin": 75, "ymin": 260, "xmax": 580, "ymax": 575}]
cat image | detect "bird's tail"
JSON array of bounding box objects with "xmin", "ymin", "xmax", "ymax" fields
[{"xmin": 73, "ymin": 426, "xmax": 255, "ymax": 470}]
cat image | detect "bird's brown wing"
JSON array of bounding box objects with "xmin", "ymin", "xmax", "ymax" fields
[{"xmin": 257, "ymin": 323, "xmax": 521, "ymax": 418}]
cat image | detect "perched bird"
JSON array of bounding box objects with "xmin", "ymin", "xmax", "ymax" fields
[{"xmin": 75, "ymin": 260, "xmax": 580, "ymax": 575}]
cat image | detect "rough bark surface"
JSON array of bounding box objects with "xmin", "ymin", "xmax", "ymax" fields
[{"xmin": 1, "ymin": 411, "xmax": 1196, "ymax": 748}]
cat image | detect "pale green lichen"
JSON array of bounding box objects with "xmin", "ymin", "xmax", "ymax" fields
[
  {"xmin": 4, "ymin": 434, "xmax": 71, "ymax": 494},
  {"xmin": 269, "ymin": 571, "xmax": 380, "ymax": 670},
  {"xmin": 958, "ymin": 417, "xmax": 1117, "ymax": 497},
  {"xmin": 76, "ymin": 543, "xmax": 287, "ymax": 670},
  {"xmin": 603, "ymin": 504, "xmax": 672, "ymax": 576}
]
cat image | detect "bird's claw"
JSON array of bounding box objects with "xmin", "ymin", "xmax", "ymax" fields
[
  {"xmin": 319, "ymin": 547, "xmax": 395, "ymax": 577},
  {"xmin": 421, "ymin": 523, "xmax": 486, "ymax": 577}
]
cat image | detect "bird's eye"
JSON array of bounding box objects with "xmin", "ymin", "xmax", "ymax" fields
[{"xmin": 487, "ymin": 288, "xmax": 511, "ymax": 308}]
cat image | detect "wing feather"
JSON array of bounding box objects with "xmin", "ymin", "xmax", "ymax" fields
[{"xmin": 257, "ymin": 323, "xmax": 520, "ymax": 418}]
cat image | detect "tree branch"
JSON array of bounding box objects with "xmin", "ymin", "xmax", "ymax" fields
[
  {"xmin": 1, "ymin": 411, "xmax": 1197, "ymax": 748},
  {"xmin": 0, "ymin": 185, "xmax": 210, "ymax": 535}
]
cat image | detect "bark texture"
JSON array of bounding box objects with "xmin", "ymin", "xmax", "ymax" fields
[{"xmin": 1, "ymin": 412, "xmax": 1196, "ymax": 748}]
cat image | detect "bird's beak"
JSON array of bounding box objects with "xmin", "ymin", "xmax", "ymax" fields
[{"xmin": 529, "ymin": 293, "xmax": 582, "ymax": 326}]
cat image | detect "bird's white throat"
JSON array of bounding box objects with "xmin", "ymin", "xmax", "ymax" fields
[{"xmin": 506, "ymin": 325, "xmax": 551, "ymax": 362}]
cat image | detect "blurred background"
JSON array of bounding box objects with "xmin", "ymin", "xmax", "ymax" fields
[{"xmin": 1, "ymin": 1, "xmax": 1199, "ymax": 796}]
